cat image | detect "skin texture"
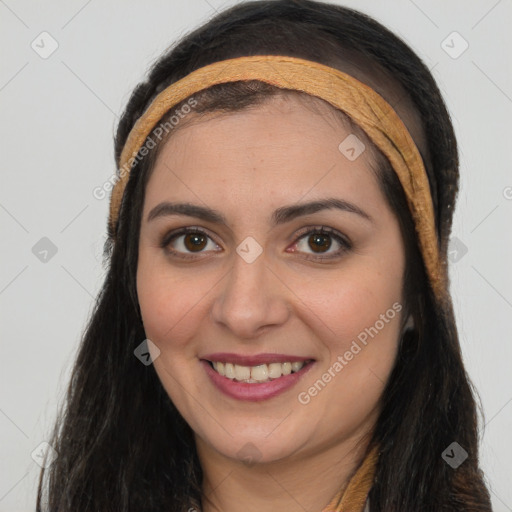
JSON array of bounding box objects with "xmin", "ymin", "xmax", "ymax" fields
[{"xmin": 137, "ymin": 94, "xmax": 407, "ymax": 512}]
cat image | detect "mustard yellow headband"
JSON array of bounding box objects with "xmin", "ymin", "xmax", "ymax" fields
[{"xmin": 109, "ymin": 55, "xmax": 446, "ymax": 302}]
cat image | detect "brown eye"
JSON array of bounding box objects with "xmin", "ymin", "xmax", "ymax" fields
[
  {"xmin": 292, "ymin": 227, "xmax": 351, "ymax": 259},
  {"xmin": 161, "ymin": 228, "xmax": 221, "ymax": 258},
  {"xmin": 183, "ymin": 233, "xmax": 208, "ymax": 252},
  {"xmin": 308, "ymin": 233, "xmax": 332, "ymax": 253}
]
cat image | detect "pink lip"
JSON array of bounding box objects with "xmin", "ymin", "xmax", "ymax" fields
[
  {"xmin": 201, "ymin": 359, "xmax": 315, "ymax": 402},
  {"xmin": 201, "ymin": 352, "xmax": 313, "ymax": 366}
]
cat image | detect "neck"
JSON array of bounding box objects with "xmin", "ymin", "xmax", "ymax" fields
[{"xmin": 196, "ymin": 432, "xmax": 374, "ymax": 512}]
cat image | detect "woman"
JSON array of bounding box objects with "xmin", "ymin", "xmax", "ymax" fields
[{"xmin": 36, "ymin": 1, "xmax": 493, "ymax": 510}]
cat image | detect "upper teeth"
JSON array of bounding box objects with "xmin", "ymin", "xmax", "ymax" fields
[{"xmin": 212, "ymin": 361, "xmax": 306, "ymax": 382}]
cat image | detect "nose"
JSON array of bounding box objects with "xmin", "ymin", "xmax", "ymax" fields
[{"xmin": 211, "ymin": 251, "xmax": 290, "ymax": 339}]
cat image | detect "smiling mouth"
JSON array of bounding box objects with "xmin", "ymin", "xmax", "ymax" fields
[{"xmin": 205, "ymin": 360, "xmax": 315, "ymax": 383}]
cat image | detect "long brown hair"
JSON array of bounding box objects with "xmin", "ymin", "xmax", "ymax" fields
[{"xmin": 37, "ymin": 1, "xmax": 492, "ymax": 510}]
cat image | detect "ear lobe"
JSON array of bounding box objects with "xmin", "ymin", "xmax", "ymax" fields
[{"xmin": 403, "ymin": 314, "xmax": 415, "ymax": 332}]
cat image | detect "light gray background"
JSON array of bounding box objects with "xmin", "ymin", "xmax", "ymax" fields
[{"xmin": 1, "ymin": 0, "xmax": 511, "ymax": 510}]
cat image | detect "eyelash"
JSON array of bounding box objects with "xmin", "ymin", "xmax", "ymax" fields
[{"xmin": 159, "ymin": 225, "xmax": 352, "ymax": 261}]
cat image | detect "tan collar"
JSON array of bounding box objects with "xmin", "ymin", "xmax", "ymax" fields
[{"xmin": 321, "ymin": 445, "xmax": 379, "ymax": 512}]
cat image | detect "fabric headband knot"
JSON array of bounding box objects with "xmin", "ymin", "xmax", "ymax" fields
[{"xmin": 109, "ymin": 54, "xmax": 447, "ymax": 303}]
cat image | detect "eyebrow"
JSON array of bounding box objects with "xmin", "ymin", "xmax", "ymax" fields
[{"xmin": 146, "ymin": 198, "xmax": 373, "ymax": 226}]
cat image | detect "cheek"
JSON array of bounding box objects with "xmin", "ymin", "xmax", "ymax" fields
[
  {"xmin": 288, "ymin": 256, "xmax": 403, "ymax": 399},
  {"xmin": 136, "ymin": 252, "xmax": 203, "ymax": 348},
  {"xmin": 136, "ymin": 248, "xmax": 231, "ymax": 356},
  {"xmin": 293, "ymin": 263, "xmax": 403, "ymax": 343},
  {"xmin": 293, "ymin": 274, "xmax": 402, "ymax": 433}
]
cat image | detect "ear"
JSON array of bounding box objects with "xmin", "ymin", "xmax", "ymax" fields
[{"xmin": 403, "ymin": 314, "xmax": 415, "ymax": 332}]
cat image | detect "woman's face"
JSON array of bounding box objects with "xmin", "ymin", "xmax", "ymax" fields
[{"xmin": 137, "ymin": 94, "xmax": 406, "ymax": 465}]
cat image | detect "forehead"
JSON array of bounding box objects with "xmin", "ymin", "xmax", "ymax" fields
[{"xmin": 142, "ymin": 94, "xmax": 391, "ymax": 225}]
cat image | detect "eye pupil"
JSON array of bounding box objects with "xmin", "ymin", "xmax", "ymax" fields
[
  {"xmin": 309, "ymin": 233, "xmax": 331, "ymax": 253},
  {"xmin": 184, "ymin": 233, "xmax": 207, "ymax": 251}
]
